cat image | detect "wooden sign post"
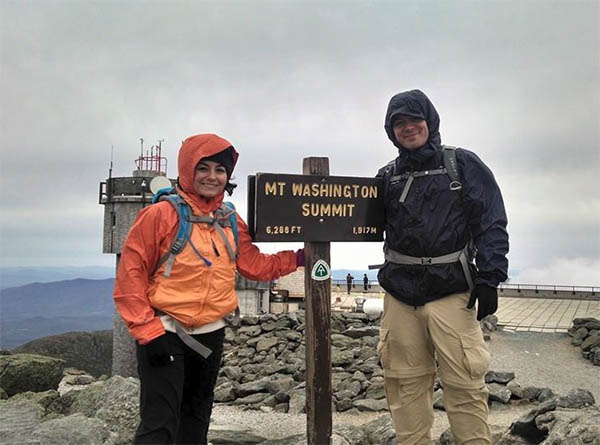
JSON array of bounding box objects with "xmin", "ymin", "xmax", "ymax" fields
[
  {"xmin": 303, "ymin": 157, "xmax": 332, "ymax": 444},
  {"xmin": 246, "ymin": 160, "xmax": 385, "ymax": 445}
]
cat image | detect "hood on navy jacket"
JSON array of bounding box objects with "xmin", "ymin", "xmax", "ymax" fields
[{"xmin": 384, "ymin": 90, "xmax": 442, "ymax": 163}]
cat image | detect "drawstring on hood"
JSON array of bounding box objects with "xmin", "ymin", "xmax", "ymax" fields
[
  {"xmin": 384, "ymin": 89, "xmax": 442, "ymax": 164},
  {"xmin": 176, "ymin": 133, "xmax": 239, "ymax": 214}
]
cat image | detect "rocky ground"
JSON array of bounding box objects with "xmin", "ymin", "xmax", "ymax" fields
[{"xmin": 1, "ymin": 312, "xmax": 598, "ymax": 444}]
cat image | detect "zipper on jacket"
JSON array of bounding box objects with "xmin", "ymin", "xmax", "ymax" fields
[{"xmin": 211, "ymin": 237, "xmax": 220, "ymax": 257}]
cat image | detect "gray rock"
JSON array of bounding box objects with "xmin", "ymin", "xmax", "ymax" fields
[
  {"xmin": 571, "ymin": 327, "xmax": 589, "ymax": 346},
  {"xmin": 593, "ymin": 348, "xmax": 600, "ymax": 366},
  {"xmin": 353, "ymin": 398, "xmax": 388, "ymax": 411},
  {"xmin": 438, "ymin": 428, "xmax": 454, "ymax": 445},
  {"xmin": 485, "ymin": 370, "xmax": 515, "ymax": 384},
  {"xmin": 335, "ymin": 390, "xmax": 356, "ymax": 401},
  {"xmin": 488, "ymin": 383, "xmax": 512, "ymax": 404},
  {"xmin": 0, "ymin": 388, "xmax": 6, "ymax": 400},
  {"xmin": 351, "ymin": 370, "xmax": 367, "ymax": 382},
  {"xmin": 583, "ymin": 320, "xmax": 600, "ymax": 330},
  {"xmin": 332, "ymin": 349, "xmax": 354, "ymax": 366},
  {"xmin": 232, "ymin": 392, "xmax": 270, "ymax": 405},
  {"xmin": 331, "ymin": 334, "xmax": 361, "ymax": 349},
  {"xmin": 433, "ymin": 388, "xmax": 445, "ymax": 410},
  {"xmin": 362, "ymin": 415, "xmax": 396, "ymax": 444},
  {"xmin": 0, "ymin": 353, "xmax": 65, "ymax": 396},
  {"xmin": 31, "ymin": 413, "xmax": 118, "ymax": 445},
  {"xmin": 557, "ymin": 388, "xmax": 595, "ymax": 408},
  {"xmin": 262, "ymin": 319, "xmax": 291, "ymax": 332},
  {"xmin": 68, "ymin": 375, "xmax": 140, "ymax": 444},
  {"xmin": 236, "ymin": 379, "xmax": 271, "ymax": 397},
  {"xmin": 63, "ymin": 374, "xmax": 95, "ymax": 386},
  {"xmin": 288, "ymin": 390, "xmax": 306, "ymax": 414},
  {"xmin": 237, "ymin": 325, "xmax": 263, "ymax": 337},
  {"xmin": 539, "ymin": 405, "xmax": 600, "ymax": 444},
  {"xmin": 0, "ymin": 399, "xmax": 45, "ymax": 444},
  {"xmin": 9, "ymin": 389, "xmax": 60, "ymax": 410},
  {"xmin": 214, "ymin": 383, "xmax": 236, "ymax": 402},
  {"xmin": 220, "ymin": 365, "xmax": 242, "ymax": 381},
  {"xmin": 265, "ymin": 376, "xmax": 296, "ymax": 394},
  {"xmin": 336, "ymin": 398, "xmax": 354, "ymax": 411},
  {"xmin": 332, "ymin": 423, "xmax": 368, "ymax": 445},
  {"xmin": 261, "ymin": 433, "xmax": 306, "ymax": 445},
  {"xmin": 506, "ymin": 380, "xmax": 524, "ymax": 399},
  {"xmin": 573, "ymin": 317, "xmax": 599, "ymax": 327},
  {"xmin": 508, "ymin": 397, "xmax": 558, "ymax": 442},
  {"xmin": 241, "ymin": 315, "xmax": 260, "ymax": 325},
  {"xmin": 536, "ymin": 387, "xmax": 556, "ymax": 402},
  {"xmin": 365, "ymin": 381, "xmax": 386, "ymax": 400},
  {"xmin": 581, "ymin": 333, "xmax": 600, "ymax": 351},
  {"xmin": 208, "ymin": 426, "xmax": 267, "ymax": 444},
  {"xmin": 342, "ymin": 326, "xmax": 380, "ymax": 339},
  {"xmin": 256, "ymin": 337, "xmax": 279, "ymax": 352}
]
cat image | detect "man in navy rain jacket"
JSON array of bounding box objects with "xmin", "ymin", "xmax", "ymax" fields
[{"xmin": 376, "ymin": 89, "xmax": 508, "ymax": 445}]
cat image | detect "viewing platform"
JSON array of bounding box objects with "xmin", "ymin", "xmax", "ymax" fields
[{"xmin": 327, "ymin": 281, "xmax": 599, "ymax": 334}]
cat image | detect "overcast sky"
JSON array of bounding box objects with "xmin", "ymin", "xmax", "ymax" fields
[{"xmin": 0, "ymin": 0, "xmax": 598, "ymax": 286}]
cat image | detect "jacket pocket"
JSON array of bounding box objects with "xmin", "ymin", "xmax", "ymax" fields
[{"xmin": 460, "ymin": 331, "xmax": 490, "ymax": 380}]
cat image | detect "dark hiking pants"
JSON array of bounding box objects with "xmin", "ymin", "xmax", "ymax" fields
[{"xmin": 134, "ymin": 328, "xmax": 225, "ymax": 445}]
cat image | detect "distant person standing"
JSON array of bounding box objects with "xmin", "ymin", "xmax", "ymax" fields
[
  {"xmin": 345, "ymin": 273, "xmax": 354, "ymax": 294},
  {"xmin": 375, "ymin": 90, "xmax": 508, "ymax": 444},
  {"xmin": 363, "ymin": 273, "xmax": 369, "ymax": 291}
]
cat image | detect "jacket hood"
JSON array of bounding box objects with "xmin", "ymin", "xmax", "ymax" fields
[
  {"xmin": 384, "ymin": 90, "xmax": 442, "ymax": 163},
  {"xmin": 177, "ymin": 133, "xmax": 239, "ymax": 213}
]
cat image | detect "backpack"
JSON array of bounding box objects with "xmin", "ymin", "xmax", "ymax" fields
[
  {"xmin": 384, "ymin": 145, "xmax": 462, "ymax": 203},
  {"xmin": 372, "ymin": 146, "xmax": 474, "ymax": 290},
  {"xmin": 151, "ymin": 187, "xmax": 239, "ymax": 277}
]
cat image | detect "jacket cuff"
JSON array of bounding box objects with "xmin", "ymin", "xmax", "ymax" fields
[{"xmin": 130, "ymin": 317, "xmax": 166, "ymax": 345}]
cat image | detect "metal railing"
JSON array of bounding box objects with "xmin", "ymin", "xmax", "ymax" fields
[{"xmin": 498, "ymin": 283, "xmax": 598, "ymax": 296}]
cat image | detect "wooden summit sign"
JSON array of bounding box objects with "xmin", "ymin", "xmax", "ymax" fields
[
  {"xmin": 247, "ymin": 173, "xmax": 384, "ymax": 242},
  {"xmin": 248, "ymin": 158, "xmax": 385, "ymax": 445}
]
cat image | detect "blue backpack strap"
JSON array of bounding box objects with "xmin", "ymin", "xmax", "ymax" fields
[
  {"xmin": 154, "ymin": 194, "xmax": 212, "ymax": 276},
  {"xmin": 223, "ymin": 201, "xmax": 239, "ymax": 249},
  {"xmin": 151, "ymin": 186, "xmax": 176, "ymax": 204}
]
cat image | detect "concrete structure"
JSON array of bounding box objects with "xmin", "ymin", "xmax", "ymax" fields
[
  {"xmin": 236, "ymin": 274, "xmax": 270, "ymax": 315},
  {"xmin": 100, "ymin": 168, "xmax": 174, "ymax": 378}
]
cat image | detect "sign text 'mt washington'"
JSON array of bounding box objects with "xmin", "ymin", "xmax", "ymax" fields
[{"xmin": 248, "ymin": 173, "xmax": 384, "ymax": 242}]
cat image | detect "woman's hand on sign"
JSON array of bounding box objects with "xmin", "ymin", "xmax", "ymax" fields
[{"xmin": 296, "ymin": 249, "xmax": 305, "ymax": 267}]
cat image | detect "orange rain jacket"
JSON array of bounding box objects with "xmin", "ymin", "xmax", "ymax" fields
[{"xmin": 114, "ymin": 134, "xmax": 298, "ymax": 345}]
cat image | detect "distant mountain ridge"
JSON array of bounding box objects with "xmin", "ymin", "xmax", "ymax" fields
[
  {"xmin": 0, "ymin": 266, "xmax": 115, "ymax": 289},
  {"xmin": 0, "ymin": 278, "xmax": 115, "ymax": 349}
]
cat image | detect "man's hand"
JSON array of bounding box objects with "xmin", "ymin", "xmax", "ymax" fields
[
  {"xmin": 143, "ymin": 334, "xmax": 173, "ymax": 367},
  {"xmin": 467, "ymin": 284, "xmax": 498, "ymax": 321}
]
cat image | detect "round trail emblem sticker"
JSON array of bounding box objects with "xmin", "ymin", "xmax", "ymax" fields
[{"xmin": 311, "ymin": 259, "xmax": 331, "ymax": 281}]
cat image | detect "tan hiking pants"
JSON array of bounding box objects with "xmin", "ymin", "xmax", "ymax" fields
[{"xmin": 378, "ymin": 292, "xmax": 491, "ymax": 445}]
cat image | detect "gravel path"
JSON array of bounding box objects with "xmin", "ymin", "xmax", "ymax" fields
[{"xmin": 211, "ymin": 330, "xmax": 600, "ymax": 442}]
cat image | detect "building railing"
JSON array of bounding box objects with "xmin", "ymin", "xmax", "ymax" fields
[
  {"xmin": 498, "ymin": 283, "xmax": 598, "ymax": 296},
  {"xmin": 330, "ymin": 280, "xmax": 598, "ymax": 296}
]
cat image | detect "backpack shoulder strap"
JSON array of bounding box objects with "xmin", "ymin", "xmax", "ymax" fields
[
  {"xmin": 153, "ymin": 194, "xmax": 196, "ymax": 276},
  {"xmin": 222, "ymin": 201, "xmax": 239, "ymax": 249},
  {"xmin": 442, "ymin": 145, "xmax": 462, "ymax": 191}
]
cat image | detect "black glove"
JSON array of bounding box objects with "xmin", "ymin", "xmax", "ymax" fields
[
  {"xmin": 143, "ymin": 334, "xmax": 173, "ymax": 367},
  {"xmin": 467, "ymin": 284, "xmax": 498, "ymax": 321}
]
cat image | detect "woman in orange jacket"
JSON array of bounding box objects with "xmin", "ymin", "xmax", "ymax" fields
[{"xmin": 114, "ymin": 133, "xmax": 303, "ymax": 444}]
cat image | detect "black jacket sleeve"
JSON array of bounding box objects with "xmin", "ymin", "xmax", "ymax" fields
[{"xmin": 458, "ymin": 149, "xmax": 509, "ymax": 286}]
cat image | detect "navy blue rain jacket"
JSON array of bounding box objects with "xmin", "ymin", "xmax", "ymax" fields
[{"xmin": 377, "ymin": 90, "xmax": 509, "ymax": 306}]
